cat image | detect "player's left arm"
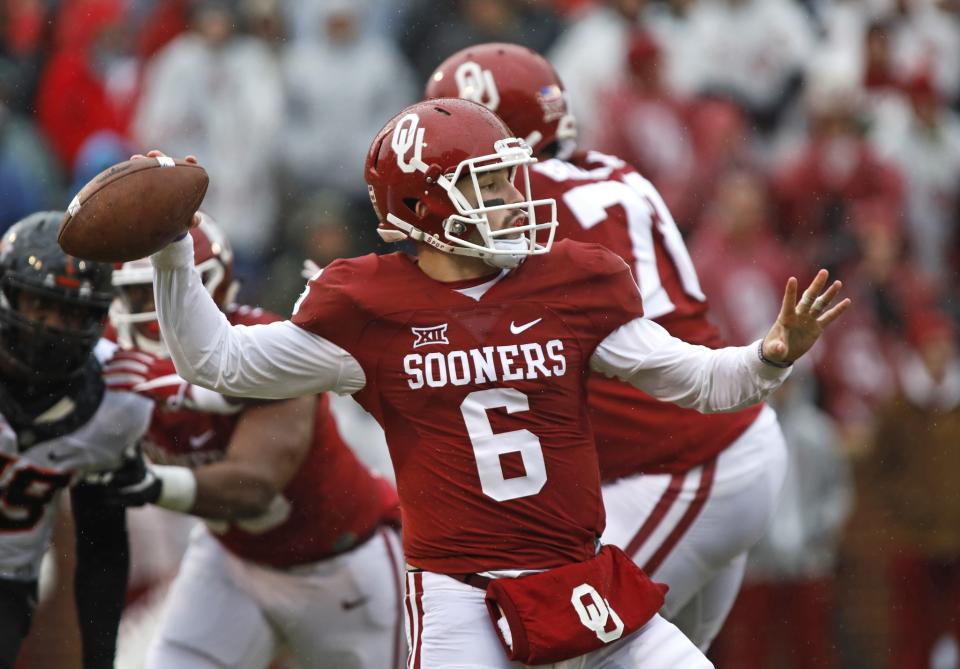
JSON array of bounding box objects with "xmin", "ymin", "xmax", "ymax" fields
[
  {"xmin": 188, "ymin": 394, "xmax": 315, "ymax": 520},
  {"xmin": 592, "ymin": 270, "xmax": 850, "ymax": 413},
  {"xmin": 71, "ymin": 482, "xmax": 129, "ymax": 669},
  {"xmin": 95, "ymin": 395, "xmax": 315, "ymax": 520}
]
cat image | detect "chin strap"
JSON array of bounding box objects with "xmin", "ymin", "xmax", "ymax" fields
[
  {"xmin": 380, "ymin": 215, "xmax": 528, "ymax": 270},
  {"xmin": 382, "ymin": 214, "xmax": 484, "ymax": 258}
]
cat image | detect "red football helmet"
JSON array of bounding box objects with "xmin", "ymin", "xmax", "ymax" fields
[
  {"xmin": 425, "ymin": 43, "xmax": 577, "ymax": 160},
  {"xmin": 111, "ymin": 212, "xmax": 238, "ymax": 356},
  {"xmin": 366, "ymin": 97, "xmax": 556, "ymax": 268}
]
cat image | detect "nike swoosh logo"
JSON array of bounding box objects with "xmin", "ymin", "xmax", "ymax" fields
[
  {"xmin": 189, "ymin": 430, "xmax": 215, "ymax": 449},
  {"xmin": 510, "ymin": 318, "xmax": 542, "ymax": 335},
  {"xmin": 341, "ymin": 595, "xmax": 369, "ymax": 611}
]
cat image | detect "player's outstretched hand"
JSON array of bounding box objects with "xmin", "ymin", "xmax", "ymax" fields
[
  {"xmin": 761, "ymin": 269, "xmax": 851, "ymax": 366},
  {"xmin": 130, "ymin": 149, "xmax": 202, "ymax": 228}
]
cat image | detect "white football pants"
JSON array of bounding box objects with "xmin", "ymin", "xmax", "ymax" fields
[
  {"xmin": 145, "ymin": 525, "xmax": 405, "ymax": 669},
  {"xmin": 601, "ymin": 405, "xmax": 788, "ymax": 650}
]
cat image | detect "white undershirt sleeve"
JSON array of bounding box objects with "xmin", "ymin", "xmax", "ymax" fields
[
  {"xmin": 151, "ymin": 236, "xmax": 365, "ymax": 399},
  {"xmin": 590, "ymin": 317, "xmax": 790, "ymax": 413}
]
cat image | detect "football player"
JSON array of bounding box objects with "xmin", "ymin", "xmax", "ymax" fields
[
  {"xmin": 100, "ymin": 216, "xmax": 404, "ymax": 669},
  {"xmin": 425, "ymin": 43, "xmax": 791, "ymax": 650},
  {"xmin": 0, "ymin": 212, "xmax": 153, "ymax": 668},
  {"xmin": 139, "ymin": 96, "xmax": 847, "ymax": 668}
]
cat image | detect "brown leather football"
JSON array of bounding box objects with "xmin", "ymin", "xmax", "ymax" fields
[{"xmin": 58, "ymin": 157, "xmax": 209, "ymax": 262}]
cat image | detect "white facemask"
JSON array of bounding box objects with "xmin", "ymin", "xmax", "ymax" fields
[{"xmin": 381, "ymin": 138, "xmax": 557, "ymax": 264}]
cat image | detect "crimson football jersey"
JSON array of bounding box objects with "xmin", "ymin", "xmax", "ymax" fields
[
  {"xmin": 142, "ymin": 305, "xmax": 399, "ymax": 568},
  {"xmin": 528, "ymin": 151, "xmax": 762, "ymax": 478},
  {"xmin": 291, "ymin": 241, "xmax": 643, "ymax": 573}
]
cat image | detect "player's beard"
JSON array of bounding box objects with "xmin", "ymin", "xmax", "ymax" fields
[{"xmin": 484, "ymin": 237, "xmax": 528, "ymax": 269}]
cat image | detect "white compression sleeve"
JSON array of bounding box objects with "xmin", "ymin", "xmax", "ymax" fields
[
  {"xmin": 590, "ymin": 317, "xmax": 790, "ymax": 413},
  {"xmin": 151, "ymin": 236, "xmax": 365, "ymax": 399}
]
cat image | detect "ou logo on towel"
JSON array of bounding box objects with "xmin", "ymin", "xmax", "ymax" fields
[{"xmin": 571, "ymin": 583, "xmax": 624, "ymax": 643}]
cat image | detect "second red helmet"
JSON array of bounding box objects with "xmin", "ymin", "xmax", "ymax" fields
[{"xmin": 425, "ymin": 43, "xmax": 578, "ymax": 160}]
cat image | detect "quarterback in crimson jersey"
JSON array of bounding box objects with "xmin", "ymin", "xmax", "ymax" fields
[
  {"xmin": 292, "ymin": 238, "xmax": 642, "ymax": 572},
  {"xmin": 101, "ymin": 219, "xmax": 404, "ymax": 669},
  {"xmin": 425, "ymin": 43, "xmax": 792, "ymax": 649},
  {"xmin": 142, "ymin": 98, "xmax": 846, "ymax": 668}
]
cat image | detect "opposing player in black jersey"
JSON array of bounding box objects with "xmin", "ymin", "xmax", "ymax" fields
[{"xmin": 0, "ymin": 212, "xmax": 152, "ymax": 668}]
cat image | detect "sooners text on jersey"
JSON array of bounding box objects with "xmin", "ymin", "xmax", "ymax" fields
[{"xmin": 528, "ymin": 151, "xmax": 761, "ymax": 478}]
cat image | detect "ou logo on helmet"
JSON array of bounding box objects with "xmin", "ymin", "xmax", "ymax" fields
[
  {"xmin": 392, "ymin": 113, "xmax": 428, "ymax": 174},
  {"xmin": 455, "ymin": 61, "xmax": 500, "ymax": 112},
  {"xmin": 570, "ymin": 583, "xmax": 624, "ymax": 643}
]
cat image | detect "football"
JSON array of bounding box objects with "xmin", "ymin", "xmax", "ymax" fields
[{"xmin": 58, "ymin": 157, "xmax": 209, "ymax": 262}]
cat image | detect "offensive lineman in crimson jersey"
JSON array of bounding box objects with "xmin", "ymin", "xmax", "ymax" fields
[
  {"xmin": 140, "ymin": 97, "xmax": 847, "ymax": 668},
  {"xmin": 425, "ymin": 43, "xmax": 790, "ymax": 649},
  {"xmin": 98, "ymin": 218, "xmax": 404, "ymax": 669}
]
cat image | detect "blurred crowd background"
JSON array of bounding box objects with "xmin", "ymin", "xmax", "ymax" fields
[{"xmin": 3, "ymin": 0, "xmax": 959, "ymax": 667}]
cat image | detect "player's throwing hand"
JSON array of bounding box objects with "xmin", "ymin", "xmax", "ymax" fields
[{"xmin": 130, "ymin": 149, "xmax": 203, "ymax": 229}]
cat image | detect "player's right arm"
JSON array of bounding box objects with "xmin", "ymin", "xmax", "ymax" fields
[{"xmin": 151, "ymin": 235, "xmax": 364, "ymax": 399}]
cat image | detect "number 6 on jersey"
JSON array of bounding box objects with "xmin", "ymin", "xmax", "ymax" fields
[{"xmin": 461, "ymin": 388, "xmax": 547, "ymax": 501}]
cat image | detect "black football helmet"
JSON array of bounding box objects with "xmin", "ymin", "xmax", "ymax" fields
[{"xmin": 0, "ymin": 212, "xmax": 114, "ymax": 381}]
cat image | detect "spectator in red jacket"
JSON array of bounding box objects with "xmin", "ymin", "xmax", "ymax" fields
[
  {"xmin": 690, "ymin": 165, "xmax": 798, "ymax": 346},
  {"xmin": 591, "ymin": 30, "xmax": 699, "ymax": 224},
  {"xmin": 814, "ymin": 202, "xmax": 936, "ymax": 452},
  {"xmin": 863, "ymin": 19, "xmax": 905, "ymax": 96},
  {"xmin": 772, "ymin": 81, "xmax": 904, "ymax": 271},
  {"xmin": 36, "ymin": 0, "xmax": 139, "ymax": 168}
]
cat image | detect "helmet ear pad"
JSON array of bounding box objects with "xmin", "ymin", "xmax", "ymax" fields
[
  {"xmin": 403, "ymin": 177, "xmax": 462, "ymax": 237},
  {"xmin": 419, "ymin": 184, "xmax": 458, "ymax": 223},
  {"xmin": 413, "ymin": 199, "xmax": 430, "ymax": 220}
]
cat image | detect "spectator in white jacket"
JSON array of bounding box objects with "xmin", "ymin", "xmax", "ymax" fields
[
  {"xmin": 548, "ymin": 0, "xmax": 644, "ymax": 141},
  {"xmin": 870, "ymin": 72, "xmax": 960, "ymax": 283},
  {"xmin": 278, "ymin": 0, "xmax": 416, "ymax": 202},
  {"xmin": 689, "ymin": 0, "xmax": 817, "ymax": 133},
  {"xmin": 133, "ymin": 0, "xmax": 284, "ymax": 279}
]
